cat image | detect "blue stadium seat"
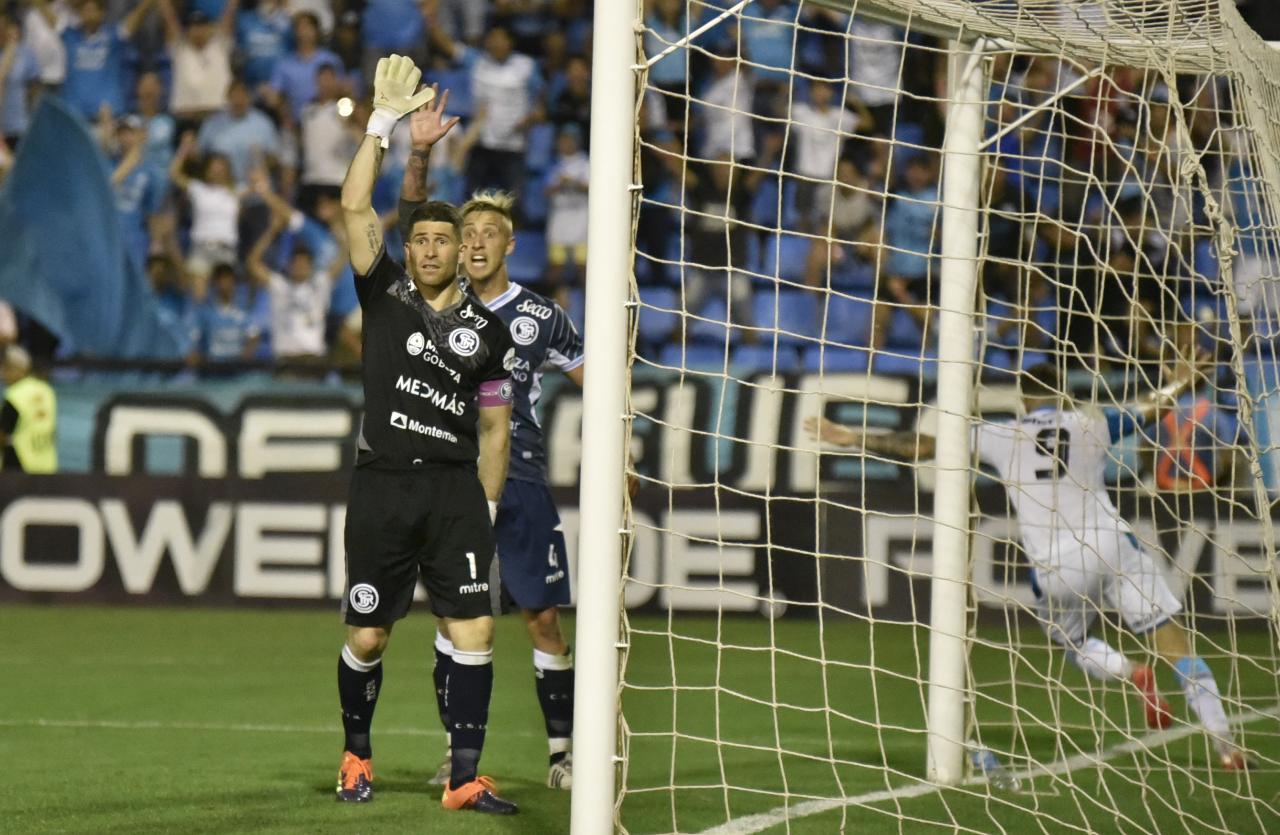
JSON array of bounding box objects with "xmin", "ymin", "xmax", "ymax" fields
[
  {"xmin": 759, "ymin": 233, "xmax": 811, "ymax": 284},
  {"xmin": 688, "ymin": 296, "xmax": 732, "ymax": 344},
  {"xmin": 637, "ymin": 287, "xmax": 681, "ymax": 345},
  {"xmin": 508, "ymin": 230, "xmax": 548, "ymax": 284},
  {"xmin": 802, "ymin": 344, "xmax": 871, "ymax": 374},
  {"xmin": 525, "ymin": 123, "xmax": 557, "ymax": 172},
  {"xmin": 885, "ymin": 308, "xmax": 924, "ymax": 348},
  {"xmin": 659, "ymin": 342, "xmax": 728, "ymax": 370},
  {"xmin": 752, "ymin": 289, "xmax": 818, "ymax": 345},
  {"xmin": 732, "ymin": 343, "xmax": 801, "ymax": 374},
  {"xmin": 1019, "ymin": 350, "xmax": 1050, "ymax": 370},
  {"xmin": 983, "ymin": 348, "xmax": 1014, "ymax": 371},
  {"xmin": 874, "ymin": 348, "xmax": 938, "ymax": 378},
  {"xmin": 520, "ymin": 171, "xmax": 550, "ymax": 226},
  {"xmin": 820, "ymin": 293, "xmax": 874, "ymax": 347}
]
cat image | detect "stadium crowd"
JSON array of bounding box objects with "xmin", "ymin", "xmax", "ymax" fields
[{"xmin": 0, "ymin": 0, "xmax": 1270, "ymax": 381}]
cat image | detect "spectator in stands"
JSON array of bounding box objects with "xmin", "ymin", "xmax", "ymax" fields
[
  {"xmin": 188, "ymin": 262, "xmax": 260, "ymax": 364},
  {"xmin": 645, "ymin": 0, "xmax": 689, "ymax": 122},
  {"xmin": 145, "ymin": 250, "xmax": 190, "ymax": 319},
  {"xmin": 1154, "ymin": 380, "xmax": 1240, "ymax": 493},
  {"xmin": 738, "ymin": 0, "xmax": 795, "ymax": 117},
  {"xmin": 429, "ymin": 22, "xmax": 544, "ymax": 197},
  {"xmin": 434, "ymin": 0, "xmax": 490, "ymax": 46},
  {"xmin": 873, "ymin": 154, "xmax": 939, "ymax": 349},
  {"xmin": 685, "ymin": 155, "xmax": 761, "ymax": 336},
  {"xmin": 111, "ymin": 115, "xmax": 163, "ymax": 269},
  {"xmin": 197, "ymin": 77, "xmax": 280, "ymax": 187},
  {"xmin": 697, "ymin": 46, "xmax": 754, "ymax": 163},
  {"xmin": 1, "ymin": 11, "xmax": 41, "ymax": 147},
  {"xmin": 331, "ymin": 9, "xmax": 364, "ymax": 87},
  {"xmin": 169, "ymin": 131, "xmax": 243, "ymax": 290},
  {"xmin": 789, "ymin": 79, "xmax": 865, "ymax": 234},
  {"xmin": 544, "ymin": 123, "xmax": 589, "ymax": 294},
  {"xmin": 22, "ymin": 0, "xmax": 70, "ymax": 91},
  {"xmin": 235, "ymin": 0, "xmax": 292, "ymax": 88},
  {"xmin": 245, "ymin": 196, "xmax": 345, "ymax": 360},
  {"xmin": 52, "ymin": 0, "xmax": 158, "ymax": 121},
  {"xmin": 263, "ymin": 11, "xmax": 341, "ymax": 122},
  {"xmin": 298, "ymin": 64, "xmax": 359, "ymax": 215},
  {"xmin": 846, "ymin": 18, "xmax": 903, "ymax": 131},
  {"xmin": 0, "ymin": 134, "xmax": 9, "ymax": 184},
  {"xmin": 804, "ymin": 157, "xmax": 878, "ymax": 288},
  {"xmin": 547, "ymin": 53, "xmax": 590, "ymax": 145},
  {"xmin": 133, "ymin": 71, "xmax": 177, "ymax": 186},
  {"xmin": 158, "ymin": 0, "xmax": 238, "ymax": 127}
]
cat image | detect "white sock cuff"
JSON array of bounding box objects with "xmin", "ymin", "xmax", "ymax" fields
[
  {"xmin": 534, "ymin": 648, "xmax": 573, "ymax": 671},
  {"xmin": 341, "ymin": 644, "xmax": 382, "ymax": 672},
  {"xmin": 453, "ymin": 648, "xmax": 493, "ymax": 667},
  {"xmin": 549, "ymin": 737, "xmax": 571, "ymax": 755},
  {"xmin": 435, "ymin": 631, "xmax": 455, "ymax": 656}
]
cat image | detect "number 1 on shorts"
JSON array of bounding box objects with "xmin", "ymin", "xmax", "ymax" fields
[{"xmin": 465, "ymin": 551, "xmax": 477, "ymax": 580}]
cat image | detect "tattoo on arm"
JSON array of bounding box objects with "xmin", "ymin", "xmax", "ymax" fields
[{"xmin": 365, "ymin": 222, "xmax": 379, "ymax": 254}]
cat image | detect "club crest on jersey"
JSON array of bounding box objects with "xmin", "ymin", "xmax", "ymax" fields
[
  {"xmin": 406, "ymin": 332, "xmax": 426, "ymax": 356},
  {"xmin": 511, "ymin": 316, "xmax": 540, "ymax": 346},
  {"xmin": 500, "ymin": 380, "xmax": 514, "ymax": 401},
  {"xmin": 349, "ymin": 583, "xmax": 379, "ymax": 614},
  {"xmin": 449, "ymin": 328, "xmax": 480, "ymax": 357}
]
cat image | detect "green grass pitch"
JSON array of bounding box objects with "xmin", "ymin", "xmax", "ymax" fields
[{"xmin": 2, "ymin": 605, "xmax": 1276, "ymax": 834}]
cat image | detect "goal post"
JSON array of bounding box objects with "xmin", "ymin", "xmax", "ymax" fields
[
  {"xmin": 571, "ymin": 1, "xmax": 638, "ymax": 832},
  {"xmin": 926, "ymin": 37, "xmax": 987, "ymax": 786},
  {"xmin": 580, "ymin": 0, "xmax": 1280, "ymax": 831}
]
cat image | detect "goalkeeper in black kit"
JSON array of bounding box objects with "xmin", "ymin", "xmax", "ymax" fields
[{"xmin": 332, "ymin": 54, "xmax": 519, "ymax": 815}]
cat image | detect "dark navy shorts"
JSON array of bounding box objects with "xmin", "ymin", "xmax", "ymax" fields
[{"xmin": 495, "ymin": 478, "xmax": 571, "ymax": 611}]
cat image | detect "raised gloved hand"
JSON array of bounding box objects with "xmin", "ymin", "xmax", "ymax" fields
[{"xmin": 366, "ymin": 54, "xmax": 437, "ymax": 148}]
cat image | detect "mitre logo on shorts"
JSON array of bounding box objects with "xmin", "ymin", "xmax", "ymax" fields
[
  {"xmin": 511, "ymin": 316, "xmax": 540, "ymax": 346},
  {"xmin": 449, "ymin": 328, "xmax": 480, "ymax": 357},
  {"xmin": 406, "ymin": 332, "xmax": 425, "ymax": 356},
  {"xmin": 349, "ymin": 583, "xmax": 379, "ymax": 614},
  {"xmin": 458, "ymin": 581, "xmax": 490, "ymax": 594}
]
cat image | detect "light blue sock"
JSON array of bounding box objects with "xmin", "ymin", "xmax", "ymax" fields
[{"xmin": 1173, "ymin": 657, "xmax": 1230, "ymax": 738}]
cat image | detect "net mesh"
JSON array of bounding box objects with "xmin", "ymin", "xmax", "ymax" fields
[{"xmin": 619, "ymin": 0, "xmax": 1280, "ymax": 831}]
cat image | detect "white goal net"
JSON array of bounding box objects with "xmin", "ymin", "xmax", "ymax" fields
[{"xmin": 611, "ymin": 0, "xmax": 1280, "ymax": 832}]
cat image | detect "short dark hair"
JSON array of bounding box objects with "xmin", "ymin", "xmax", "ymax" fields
[
  {"xmin": 211, "ymin": 262, "xmax": 236, "ymax": 281},
  {"xmin": 406, "ymin": 201, "xmax": 462, "ymax": 241},
  {"xmin": 1021, "ymin": 362, "xmax": 1062, "ymax": 399},
  {"xmin": 290, "ymin": 243, "xmax": 313, "ymax": 261}
]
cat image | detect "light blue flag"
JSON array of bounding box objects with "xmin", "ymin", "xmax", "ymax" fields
[{"xmin": 0, "ymin": 97, "xmax": 185, "ymax": 359}]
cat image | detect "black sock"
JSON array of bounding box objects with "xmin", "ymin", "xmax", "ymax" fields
[
  {"xmin": 337, "ymin": 646, "xmax": 383, "ymax": 759},
  {"xmin": 447, "ymin": 650, "xmax": 493, "ymax": 788},
  {"xmin": 534, "ymin": 648, "xmax": 574, "ymax": 764},
  {"xmin": 433, "ymin": 644, "xmax": 452, "ymax": 736}
]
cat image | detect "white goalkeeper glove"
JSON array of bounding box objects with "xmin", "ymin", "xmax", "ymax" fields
[{"xmin": 366, "ymin": 54, "xmax": 436, "ymax": 148}]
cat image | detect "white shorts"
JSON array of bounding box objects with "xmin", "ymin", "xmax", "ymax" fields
[{"xmin": 1030, "ymin": 532, "xmax": 1182, "ymax": 647}]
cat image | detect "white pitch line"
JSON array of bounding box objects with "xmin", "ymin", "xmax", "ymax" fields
[
  {"xmin": 697, "ymin": 704, "xmax": 1280, "ymax": 835},
  {"xmin": 0, "ymin": 717, "xmax": 438, "ymax": 736},
  {"xmin": 0, "ymin": 717, "xmax": 543, "ymax": 740}
]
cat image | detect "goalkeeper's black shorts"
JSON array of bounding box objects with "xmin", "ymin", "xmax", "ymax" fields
[{"xmin": 341, "ymin": 463, "xmax": 495, "ymax": 626}]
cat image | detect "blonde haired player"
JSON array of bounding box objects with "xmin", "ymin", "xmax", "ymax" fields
[{"xmin": 807, "ymin": 359, "xmax": 1249, "ymax": 769}]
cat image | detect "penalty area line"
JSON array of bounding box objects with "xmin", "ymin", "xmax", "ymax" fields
[
  {"xmin": 0, "ymin": 717, "xmax": 543, "ymax": 740},
  {"xmin": 696, "ymin": 703, "xmax": 1280, "ymax": 835}
]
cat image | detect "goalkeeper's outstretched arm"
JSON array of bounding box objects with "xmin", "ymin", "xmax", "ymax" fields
[
  {"xmin": 804, "ymin": 416, "xmax": 937, "ymax": 461},
  {"xmin": 341, "ymin": 136, "xmax": 385, "ymax": 275}
]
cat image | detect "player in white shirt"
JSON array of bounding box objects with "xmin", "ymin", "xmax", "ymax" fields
[{"xmin": 806, "ymin": 360, "xmax": 1248, "ymax": 770}]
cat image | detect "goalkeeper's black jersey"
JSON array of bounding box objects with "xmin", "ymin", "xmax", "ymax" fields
[{"xmin": 354, "ymin": 248, "xmax": 514, "ymax": 469}]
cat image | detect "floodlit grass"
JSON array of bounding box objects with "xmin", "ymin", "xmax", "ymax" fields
[{"xmin": 1, "ymin": 605, "xmax": 1277, "ymax": 834}]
